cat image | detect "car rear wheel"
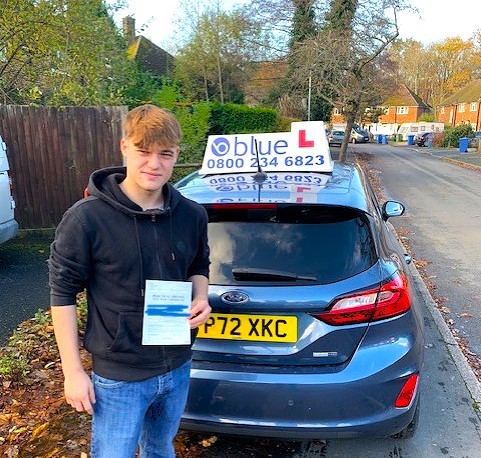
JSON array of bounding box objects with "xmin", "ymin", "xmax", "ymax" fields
[{"xmin": 390, "ymin": 400, "xmax": 420, "ymax": 439}]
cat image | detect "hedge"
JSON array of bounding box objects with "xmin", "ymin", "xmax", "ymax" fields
[
  {"xmin": 208, "ymin": 103, "xmax": 279, "ymax": 135},
  {"xmin": 441, "ymin": 124, "xmax": 475, "ymax": 148}
]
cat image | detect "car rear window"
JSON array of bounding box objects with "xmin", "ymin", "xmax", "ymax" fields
[{"xmin": 206, "ymin": 205, "xmax": 377, "ymax": 285}]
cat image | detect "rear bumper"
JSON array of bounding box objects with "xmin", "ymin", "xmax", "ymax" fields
[
  {"xmin": 0, "ymin": 219, "xmax": 19, "ymax": 244},
  {"xmin": 181, "ymin": 317, "xmax": 424, "ymax": 439},
  {"xmin": 181, "ymin": 398, "xmax": 419, "ymax": 439},
  {"xmin": 181, "ymin": 372, "xmax": 420, "ymax": 439}
]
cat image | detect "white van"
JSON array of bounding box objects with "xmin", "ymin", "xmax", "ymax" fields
[{"xmin": 0, "ymin": 136, "xmax": 19, "ymax": 244}]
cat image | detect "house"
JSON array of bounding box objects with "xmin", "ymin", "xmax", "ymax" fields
[
  {"xmin": 122, "ymin": 16, "xmax": 174, "ymax": 78},
  {"xmin": 330, "ymin": 84, "xmax": 431, "ymax": 135},
  {"xmin": 377, "ymin": 84, "xmax": 431, "ymax": 125},
  {"xmin": 437, "ymin": 79, "xmax": 481, "ymax": 131}
]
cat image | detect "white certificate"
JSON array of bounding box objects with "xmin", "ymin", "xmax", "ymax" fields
[{"xmin": 142, "ymin": 280, "xmax": 192, "ymax": 346}]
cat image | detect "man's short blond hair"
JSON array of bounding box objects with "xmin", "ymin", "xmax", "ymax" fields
[{"xmin": 123, "ymin": 104, "xmax": 181, "ymax": 149}]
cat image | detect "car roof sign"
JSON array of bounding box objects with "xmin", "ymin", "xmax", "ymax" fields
[{"xmin": 199, "ymin": 121, "xmax": 333, "ymax": 175}]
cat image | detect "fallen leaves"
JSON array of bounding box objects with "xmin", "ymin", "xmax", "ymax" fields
[
  {"xmin": 30, "ymin": 422, "xmax": 49, "ymax": 440},
  {"xmin": 200, "ymin": 436, "xmax": 218, "ymax": 447},
  {"xmin": 414, "ymin": 259, "xmax": 430, "ymax": 269},
  {"xmin": 0, "ymin": 307, "xmax": 92, "ymax": 457}
]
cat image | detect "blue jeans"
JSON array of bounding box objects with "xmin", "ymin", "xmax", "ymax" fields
[{"xmin": 90, "ymin": 360, "xmax": 191, "ymax": 458}]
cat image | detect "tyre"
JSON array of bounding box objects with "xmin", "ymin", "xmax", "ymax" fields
[{"xmin": 391, "ymin": 400, "xmax": 420, "ymax": 439}]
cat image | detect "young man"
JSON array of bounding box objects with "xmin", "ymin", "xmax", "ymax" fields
[{"xmin": 49, "ymin": 104, "xmax": 211, "ymax": 458}]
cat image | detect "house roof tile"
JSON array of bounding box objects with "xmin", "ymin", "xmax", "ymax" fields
[
  {"xmin": 439, "ymin": 79, "xmax": 481, "ymax": 106},
  {"xmin": 383, "ymin": 84, "xmax": 430, "ymax": 109}
]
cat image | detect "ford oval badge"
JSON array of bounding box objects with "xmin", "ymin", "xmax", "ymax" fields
[{"xmin": 221, "ymin": 291, "xmax": 249, "ymax": 304}]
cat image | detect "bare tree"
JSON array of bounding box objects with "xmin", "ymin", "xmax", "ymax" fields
[
  {"xmin": 174, "ymin": 0, "xmax": 272, "ymax": 103},
  {"xmin": 288, "ymin": 0, "xmax": 410, "ymax": 161}
]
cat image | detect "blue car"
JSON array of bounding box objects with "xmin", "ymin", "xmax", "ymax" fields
[{"xmin": 176, "ymin": 126, "xmax": 424, "ymax": 440}]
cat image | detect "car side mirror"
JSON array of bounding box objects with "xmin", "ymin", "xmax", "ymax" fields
[{"xmin": 382, "ymin": 201, "xmax": 405, "ymax": 220}]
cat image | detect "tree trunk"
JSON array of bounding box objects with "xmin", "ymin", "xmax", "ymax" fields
[
  {"xmin": 202, "ymin": 68, "xmax": 209, "ymax": 101},
  {"xmin": 338, "ymin": 91, "xmax": 361, "ymax": 162},
  {"xmin": 338, "ymin": 117, "xmax": 355, "ymax": 163},
  {"xmin": 217, "ymin": 54, "xmax": 224, "ymax": 104}
]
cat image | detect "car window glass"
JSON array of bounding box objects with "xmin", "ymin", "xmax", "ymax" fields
[{"xmin": 207, "ymin": 206, "xmax": 377, "ymax": 285}]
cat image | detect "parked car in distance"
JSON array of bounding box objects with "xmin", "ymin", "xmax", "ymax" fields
[
  {"xmin": 351, "ymin": 128, "xmax": 371, "ymax": 143},
  {"xmin": 176, "ymin": 141, "xmax": 424, "ymax": 440},
  {"xmin": 328, "ymin": 130, "xmax": 345, "ymax": 146},
  {"xmin": 0, "ymin": 136, "xmax": 19, "ymax": 244},
  {"xmin": 414, "ymin": 132, "xmax": 432, "ymax": 147}
]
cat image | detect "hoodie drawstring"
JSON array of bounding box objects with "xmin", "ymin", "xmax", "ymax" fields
[
  {"xmin": 169, "ymin": 211, "xmax": 176, "ymax": 261},
  {"xmin": 133, "ymin": 216, "xmax": 145, "ymax": 297},
  {"xmin": 132, "ymin": 210, "xmax": 176, "ymax": 297}
]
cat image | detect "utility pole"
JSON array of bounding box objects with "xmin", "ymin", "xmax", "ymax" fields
[{"xmin": 307, "ymin": 70, "xmax": 312, "ymax": 121}]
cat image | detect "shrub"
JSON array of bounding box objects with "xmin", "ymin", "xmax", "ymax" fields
[
  {"xmin": 208, "ymin": 103, "xmax": 278, "ymax": 135},
  {"xmin": 176, "ymin": 102, "xmax": 211, "ymax": 164},
  {"xmin": 432, "ymin": 132, "xmax": 444, "ymax": 147},
  {"xmin": 151, "ymin": 81, "xmax": 211, "ymax": 165},
  {"xmin": 441, "ymin": 124, "xmax": 474, "ymax": 147},
  {"xmin": 418, "ymin": 113, "xmax": 436, "ymax": 122},
  {"xmin": 275, "ymin": 115, "xmax": 300, "ymax": 132}
]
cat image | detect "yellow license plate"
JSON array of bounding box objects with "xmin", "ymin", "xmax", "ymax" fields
[{"xmin": 197, "ymin": 313, "xmax": 297, "ymax": 343}]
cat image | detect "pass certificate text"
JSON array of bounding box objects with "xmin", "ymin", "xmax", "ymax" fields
[{"xmin": 142, "ymin": 280, "xmax": 192, "ymax": 345}]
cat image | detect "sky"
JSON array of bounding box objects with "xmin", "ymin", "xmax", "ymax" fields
[{"xmin": 110, "ymin": 0, "xmax": 480, "ymax": 51}]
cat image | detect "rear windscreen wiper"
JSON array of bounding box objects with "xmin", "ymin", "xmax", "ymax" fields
[{"xmin": 232, "ymin": 268, "xmax": 317, "ymax": 282}]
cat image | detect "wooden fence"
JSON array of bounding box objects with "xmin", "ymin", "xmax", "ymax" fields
[{"xmin": 0, "ymin": 105, "xmax": 127, "ymax": 229}]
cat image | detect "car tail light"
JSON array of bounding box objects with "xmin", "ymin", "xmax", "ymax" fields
[
  {"xmin": 315, "ymin": 271, "xmax": 411, "ymax": 325},
  {"xmin": 395, "ymin": 374, "xmax": 419, "ymax": 408}
]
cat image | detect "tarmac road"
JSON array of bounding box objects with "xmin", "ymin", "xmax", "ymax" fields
[
  {"xmin": 0, "ymin": 233, "xmax": 51, "ymax": 344},
  {"xmin": 358, "ymin": 143, "xmax": 481, "ymax": 362}
]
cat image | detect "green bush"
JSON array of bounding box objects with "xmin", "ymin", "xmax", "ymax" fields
[
  {"xmin": 150, "ymin": 81, "xmax": 211, "ymax": 165},
  {"xmin": 208, "ymin": 103, "xmax": 278, "ymax": 135},
  {"xmin": 0, "ymin": 355, "xmax": 30, "ymax": 381},
  {"xmin": 418, "ymin": 113, "xmax": 436, "ymax": 122},
  {"xmin": 275, "ymin": 115, "xmax": 300, "ymax": 132},
  {"xmin": 441, "ymin": 124, "xmax": 474, "ymax": 147},
  {"xmin": 176, "ymin": 102, "xmax": 211, "ymax": 164},
  {"xmin": 151, "ymin": 83, "xmax": 288, "ymax": 165}
]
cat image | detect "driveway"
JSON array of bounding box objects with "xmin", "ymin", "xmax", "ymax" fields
[{"xmin": 0, "ymin": 234, "xmax": 51, "ymax": 344}]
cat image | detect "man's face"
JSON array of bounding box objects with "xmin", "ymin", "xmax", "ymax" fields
[{"xmin": 120, "ymin": 137, "xmax": 179, "ymax": 194}]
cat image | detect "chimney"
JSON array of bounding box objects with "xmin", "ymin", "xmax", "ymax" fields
[{"xmin": 122, "ymin": 16, "xmax": 136, "ymax": 45}]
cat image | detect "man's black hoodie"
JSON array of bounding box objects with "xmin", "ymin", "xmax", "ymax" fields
[{"xmin": 49, "ymin": 166, "xmax": 210, "ymax": 381}]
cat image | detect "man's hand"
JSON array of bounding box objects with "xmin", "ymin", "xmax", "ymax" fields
[
  {"xmin": 51, "ymin": 305, "xmax": 95, "ymax": 415},
  {"xmin": 189, "ymin": 297, "xmax": 211, "ymax": 328},
  {"xmin": 64, "ymin": 370, "xmax": 96, "ymax": 415},
  {"xmin": 188, "ymin": 275, "xmax": 211, "ymax": 328}
]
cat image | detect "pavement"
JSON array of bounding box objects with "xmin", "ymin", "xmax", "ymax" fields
[{"xmin": 391, "ymin": 141, "xmax": 481, "ymax": 169}]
